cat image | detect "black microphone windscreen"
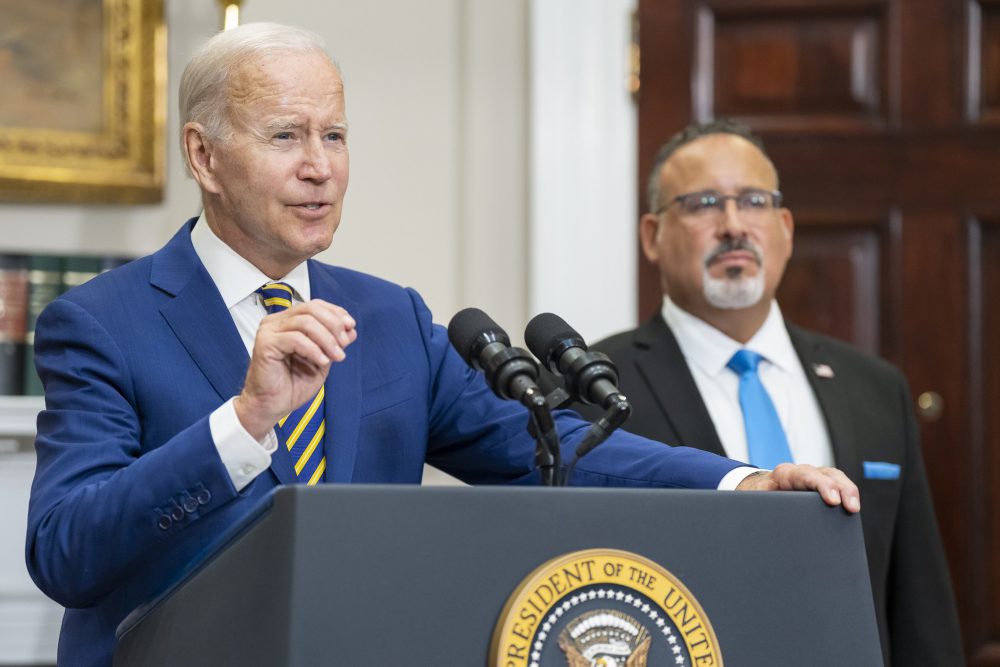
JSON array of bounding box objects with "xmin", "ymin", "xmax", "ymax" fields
[
  {"xmin": 524, "ymin": 312, "xmax": 583, "ymax": 364},
  {"xmin": 447, "ymin": 307, "xmax": 510, "ymax": 366}
]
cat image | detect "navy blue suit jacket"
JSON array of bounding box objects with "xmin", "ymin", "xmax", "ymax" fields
[{"xmin": 26, "ymin": 221, "xmax": 740, "ymax": 665}]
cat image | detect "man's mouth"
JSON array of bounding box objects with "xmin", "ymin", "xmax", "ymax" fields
[
  {"xmin": 704, "ymin": 240, "xmax": 762, "ymax": 268},
  {"xmin": 711, "ymin": 250, "xmax": 756, "ymax": 264}
]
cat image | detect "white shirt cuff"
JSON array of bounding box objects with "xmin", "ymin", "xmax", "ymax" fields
[
  {"xmin": 717, "ymin": 466, "xmax": 761, "ymax": 491},
  {"xmin": 210, "ymin": 397, "xmax": 277, "ymax": 492}
]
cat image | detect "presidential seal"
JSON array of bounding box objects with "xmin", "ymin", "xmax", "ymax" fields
[{"xmin": 489, "ymin": 548, "xmax": 722, "ymax": 667}]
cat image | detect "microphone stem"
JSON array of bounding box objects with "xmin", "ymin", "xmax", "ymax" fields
[
  {"xmin": 562, "ymin": 394, "xmax": 631, "ymax": 486},
  {"xmin": 523, "ymin": 387, "xmax": 561, "ymax": 486}
]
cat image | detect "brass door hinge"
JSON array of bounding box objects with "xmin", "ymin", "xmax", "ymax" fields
[{"xmin": 627, "ymin": 9, "xmax": 640, "ymax": 101}]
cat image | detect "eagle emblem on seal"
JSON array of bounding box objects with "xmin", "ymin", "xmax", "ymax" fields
[{"xmin": 558, "ymin": 609, "xmax": 651, "ymax": 667}]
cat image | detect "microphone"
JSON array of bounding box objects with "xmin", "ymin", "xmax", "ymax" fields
[
  {"xmin": 448, "ymin": 307, "xmax": 562, "ymax": 486},
  {"xmin": 447, "ymin": 307, "xmax": 542, "ymax": 404},
  {"xmin": 524, "ymin": 313, "xmax": 623, "ymax": 409},
  {"xmin": 525, "ymin": 312, "xmax": 631, "ymax": 474}
]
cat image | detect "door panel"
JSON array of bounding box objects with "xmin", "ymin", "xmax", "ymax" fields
[
  {"xmin": 697, "ymin": 2, "xmax": 890, "ymax": 129},
  {"xmin": 778, "ymin": 215, "xmax": 893, "ymax": 357}
]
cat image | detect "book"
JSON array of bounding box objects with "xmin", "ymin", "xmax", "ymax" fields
[
  {"xmin": 22, "ymin": 253, "xmax": 135, "ymax": 396},
  {"xmin": 23, "ymin": 256, "xmax": 64, "ymax": 396},
  {"xmin": 0, "ymin": 255, "xmax": 29, "ymax": 396},
  {"xmin": 60, "ymin": 256, "xmax": 104, "ymax": 292}
]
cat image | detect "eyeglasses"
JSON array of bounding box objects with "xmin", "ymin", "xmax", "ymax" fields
[{"xmin": 656, "ymin": 189, "xmax": 783, "ymax": 219}]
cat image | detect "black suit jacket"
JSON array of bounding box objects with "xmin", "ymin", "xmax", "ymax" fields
[{"xmin": 584, "ymin": 313, "xmax": 964, "ymax": 666}]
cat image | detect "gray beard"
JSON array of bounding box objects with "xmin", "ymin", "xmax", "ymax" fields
[{"xmin": 703, "ymin": 268, "xmax": 765, "ymax": 309}]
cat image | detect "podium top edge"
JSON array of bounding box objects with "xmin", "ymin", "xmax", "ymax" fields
[{"xmin": 273, "ymin": 484, "xmax": 833, "ymax": 507}]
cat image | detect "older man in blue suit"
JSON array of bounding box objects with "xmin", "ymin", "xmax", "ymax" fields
[{"xmin": 25, "ymin": 23, "xmax": 860, "ymax": 665}]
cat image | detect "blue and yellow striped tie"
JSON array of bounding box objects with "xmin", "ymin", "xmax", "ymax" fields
[{"xmin": 257, "ymin": 282, "xmax": 327, "ymax": 485}]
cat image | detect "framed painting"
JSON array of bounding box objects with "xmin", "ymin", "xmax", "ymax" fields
[{"xmin": 0, "ymin": 0, "xmax": 166, "ymax": 203}]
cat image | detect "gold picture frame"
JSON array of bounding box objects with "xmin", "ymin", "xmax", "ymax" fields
[{"xmin": 0, "ymin": 0, "xmax": 166, "ymax": 203}]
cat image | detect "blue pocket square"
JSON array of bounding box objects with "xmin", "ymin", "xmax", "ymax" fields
[{"xmin": 863, "ymin": 461, "xmax": 900, "ymax": 480}]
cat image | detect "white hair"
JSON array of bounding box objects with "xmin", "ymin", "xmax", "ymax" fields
[{"xmin": 178, "ymin": 22, "xmax": 341, "ymax": 171}]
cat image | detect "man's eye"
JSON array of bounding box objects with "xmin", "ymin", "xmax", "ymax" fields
[
  {"xmin": 273, "ymin": 132, "xmax": 293, "ymax": 140},
  {"xmin": 326, "ymin": 132, "xmax": 344, "ymax": 142},
  {"xmin": 742, "ymin": 192, "xmax": 769, "ymax": 209},
  {"xmin": 689, "ymin": 194, "xmax": 719, "ymax": 212}
]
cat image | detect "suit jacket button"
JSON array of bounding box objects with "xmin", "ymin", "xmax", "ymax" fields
[
  {"xmin": 195, "ymin": 487, "xmax": 211, "ymax": 505},
  {"xmin": 156, "ymin": 515, "xmax": 172, "ymax": 531},
  {"xmin": 169, "ymin": 503, "xmax": 185, "ymax": 521},
  {"xmin": 182, "ymin": 495, "xmax": 199, "ymax": 513}
]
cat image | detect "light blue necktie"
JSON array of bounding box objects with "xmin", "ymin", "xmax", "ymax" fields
[
  {"xmin": 727, "ymin": 349, "xmax": 793, "ymax": 469},
  {"xmin": 257, "ymin": 282, "xmax": 327, "ymax": 485}
]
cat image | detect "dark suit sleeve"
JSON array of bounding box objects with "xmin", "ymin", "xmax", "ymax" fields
[
  {"xmin": 409, "ymin": 289, "xmax": 743, "ymax": 488},
  {"xmin": 884, "ymin": 372, "xmax": 964, "ymax": 665},
  {"xmin": 26, "ymin": 298, "xmax": 239, "ymax": 608}
]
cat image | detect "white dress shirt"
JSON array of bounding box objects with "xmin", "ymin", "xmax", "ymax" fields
[
  {"xmin": 661, "ymin": 296, "xmax": 834, "ymax": 468},
  {"xmin": 191, "ymin": 213, "xmax": 312, "ymax": 491}
]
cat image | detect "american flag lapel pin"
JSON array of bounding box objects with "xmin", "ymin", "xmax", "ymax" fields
[{"xmin": 812, "ymin": 363, "xmax": 835, "ymax": 379}]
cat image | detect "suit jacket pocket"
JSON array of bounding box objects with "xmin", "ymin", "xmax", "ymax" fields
[
  {"xmin": 361, "ymin": 373, "xmax": 414, "ymax": 417},
  {"xmin": 862, "ymin": 460, "xmax": 901, "ymax": 480}
]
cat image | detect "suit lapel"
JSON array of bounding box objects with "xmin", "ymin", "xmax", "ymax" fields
[
  {"xmin": 154, "ymin": 223, "xmax": 249, "ymax": 404},
  {"xmin": 787, "ymin": 324, "xmax": 860, "ymax": 478},
  {"xmin": 309, "ymin": 261, "xmax": 362, "ymax": 483},
  {"xmin": 152, "ymin": 221, "xmax": 299, "ymax": 485},
  {"xmin": 633, "ymin": 315, "xmax": 727, "ymax": 457}
]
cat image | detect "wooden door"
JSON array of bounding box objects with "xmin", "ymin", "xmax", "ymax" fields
[{"xmin": 637, "ymin": 0, "xmax": 1000, "ymax": 663}]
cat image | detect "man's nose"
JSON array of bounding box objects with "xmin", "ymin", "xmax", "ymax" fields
[
  {"xmin": 298, "ymin": 137, "xmax": 333, "ymax": 182},
  {"xmin": 716, "ymin": 198, "xmax": 749, "ymax": 237}
]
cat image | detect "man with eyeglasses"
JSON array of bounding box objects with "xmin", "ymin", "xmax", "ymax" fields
[{"xmin": 581, "ymin": 119, "xmax": 963, "ymax": 665}]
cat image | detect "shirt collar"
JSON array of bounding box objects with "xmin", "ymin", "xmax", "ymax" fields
[
  {"xmin": 661, "ymin": 296, "xmax": 798, "ymax": 376},
  {"xmin": 190, "ymin": 212, "xmax": 311, "ymax": 307}
]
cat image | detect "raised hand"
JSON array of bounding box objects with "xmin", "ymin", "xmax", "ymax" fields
[{"xmin": 234, "ymin": 300, "xmax": 357, "ymax": 439}]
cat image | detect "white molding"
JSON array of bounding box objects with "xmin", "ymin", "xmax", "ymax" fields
[{"xmin": 529, "ymin": 0, "xmax": 638, "ymax": 343}]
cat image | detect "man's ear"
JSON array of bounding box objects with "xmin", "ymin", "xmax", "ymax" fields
[
  {"xmin": 182, "ymin": 123, "xmax": 222, "ymax": 194},
  {"xmin": 780, "ymin": 206, "xmax": 794, "ymax": 258},
  {"xmin": 638, "ymin": 213, "xmax": 661, "ymax": 264}
]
